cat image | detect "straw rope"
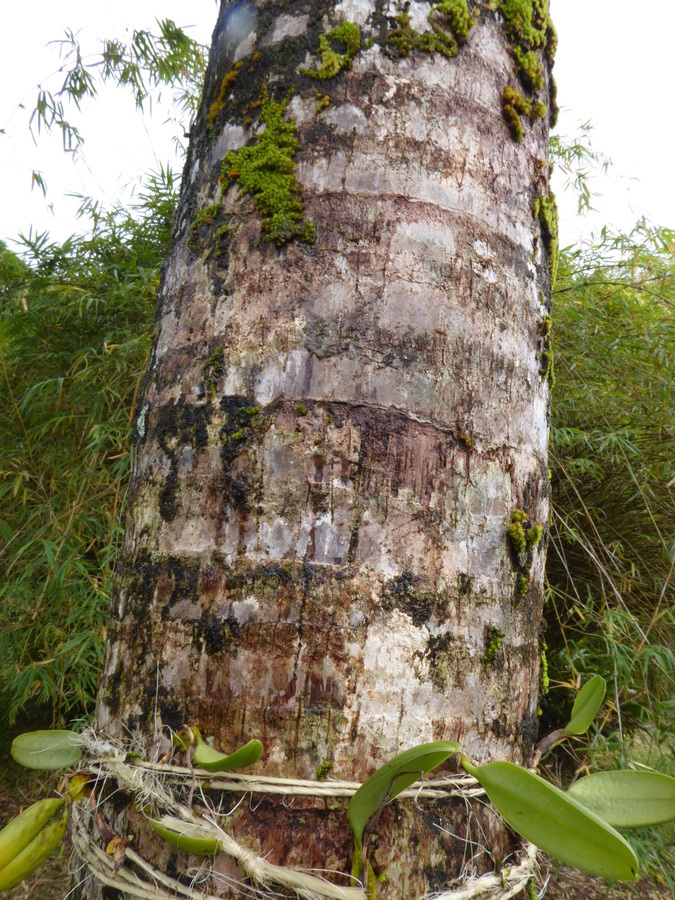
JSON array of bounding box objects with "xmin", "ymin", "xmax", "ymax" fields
[{"xmin": 71, "ymin": 730, "xmax": 538, "ymax": 900}]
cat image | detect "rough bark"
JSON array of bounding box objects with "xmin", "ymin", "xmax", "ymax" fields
[{"xmin": 84, "ymin": 1, "xmax": 555, "ymax": 896}]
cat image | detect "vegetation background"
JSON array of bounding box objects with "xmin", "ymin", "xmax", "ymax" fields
[{"xmin": 0, "ymin": 15, "xmax": 672, "ymax": 900}]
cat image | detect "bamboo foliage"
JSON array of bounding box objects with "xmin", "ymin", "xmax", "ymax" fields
[{"xmin": 0, "ymin": 169, "xmax": 177, "ymax": 724}]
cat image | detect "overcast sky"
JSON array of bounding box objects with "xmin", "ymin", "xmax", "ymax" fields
[{"xmin": 1, "ymin": 1, "xmax": 673, "ymax": 249}]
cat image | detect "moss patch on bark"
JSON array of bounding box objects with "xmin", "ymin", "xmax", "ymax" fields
[
  {"xmin": 506, "ymin": 509, "xmax": 544, "ymax": 602},
  {"xmin": 387, "ymin": 1, "xmax": 479, "ymax": 58},
  {"xmin": 498, "ymin": 0, "xmax": 557, "ymax": 138},
  {"xmin": 299, "ymin": 21, "xmax": 361, "ymax": 79},
  {"xmin": 534, "ymin": 190, "xmax": 559, "ymax": 288},
  {"xmin": 222, "ymin": 88, "xmax": 315, "ymax": 245}
]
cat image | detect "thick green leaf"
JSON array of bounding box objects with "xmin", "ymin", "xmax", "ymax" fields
[
  {"xmin": 0, "ymin": 798, "xmax": 65, "ymax": 871},
  {"xmin": 150, "ymin": 816, "xmax": 221, "ymax": 855},
  {"xmin": 568, "ymin": 770, "xmax": 675, "ymax": 828},
  {"xmin": 192, "ymin": 731, "xmax": 263, "ymax": 772},
  {"xmin": 461, "ymin": 757, "xmax": 639, "ymax": 881},
  {"xmin": 348, "ymin": 741, "xmax": 461, "ymax": 851},
  {"xmin": 0, "ymin": 805, "xmax": 68, "ymax": 891},
  {"xmin": 563, "ymin": 675, "xmax": 606, "ymax": 736},
  {"xmin": 11, "ymin": 730, "xmax": 81, "ymax": 770}
]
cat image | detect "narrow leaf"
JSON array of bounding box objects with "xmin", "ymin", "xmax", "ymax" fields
[
  {"xmin": 461, "ymin": 757, "xmax": 639, "ymax": 881},
  {"xmin": 192, "ymin": 731, "xmax": 263, "ymax": 772},
  {"xmin": 348, "ymin": 741, "xmax": 461, "ymax": 851},
  {"xmin": 568, "ymin": 770, "xmax": 675, "ymax": 828},
  {"xmin": 11, "ymin": 730, "xmax": 81, "ymax": 770},
  {"xmin": 563, "ymin": 675, "xmax": 606, "ymax": 736}
]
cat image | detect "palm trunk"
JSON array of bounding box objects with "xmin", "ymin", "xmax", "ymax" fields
[{"xmin": 82, "ymin": 1, "xmax": 556, "ymax": 896}]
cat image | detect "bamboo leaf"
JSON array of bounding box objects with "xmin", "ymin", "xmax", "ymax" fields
[
  {"xmin": 563, "ymin": 674, "xmax": 606, "ymax": 736},
  {"xmin": 11, "ymin": 730, "xmax": 81, "ymax": 770},
  {"xmin": 568, "ymin": 770, "xmax": 675, "ymax": 828},
  {"xmin": 461, "ymin": 757, "xmax": 639, "ymax": 881},
  {"xmin": 348, "ymin": 741, "xmax": 461, "ymax": 851}
]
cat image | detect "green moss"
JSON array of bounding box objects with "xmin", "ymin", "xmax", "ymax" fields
[
  {"xmin": 541, "ymin": 343, "xmax": 555, "ymax": 388},
  {"xmin": 188, "ymin": 203, "xmax": 230, "ymax": 254},
  {"xmin": 430, "ymin": 0, "xmax": 478, "ymax": 41},
  {"xmin": 498, "ymin": 0, "xmax": 556, "ymax": 141},
  {"xmin": 223, "ymin": 88, "xmax": 314, "ymax": 245},
  {"xmin": 315, "ymin": 93, "xmax": 331, "ymax": 112},
  {"xmin": 538, "ymin": 312, "xmax": 555, "ymax": 387},
  {"xmin": 507, "ymin": 512, "xmax": 527, "ymax": 557},
  {"xmin": 299, "ymin": 21, "xmax": 361, "ymax": 80},
  {"xmin": 192, "ymin": 204, "xmax": 221, "ymax": 229},
  {"xmin": 512, "ymin": 46, "xmax": 543, "ymax": 91},
  {"xmin": 540, "ymin": 639, "xmax": 549, "ymax": 694},
  {"xmin": 502, "ymin": 84, "xmax": 531, "ymax": 141},
  {"xmin": 526, "ymin": 523, "xmax": 543, "ymax": 550},
  {"xmin": 502, "ymin": 84, "xmax": 545, "ymax": 143},
  {"xmin": 202, "ymin": 347, "xmax": 224, "ymax": 398},
  {"xmin": 387, "ymin": 6, "xmax": 458, "ymax": 58},
  {"xmin": 483, "ymin": 626, "xmax": 505, "ymax": 665},
  {"xmin": 534, "ymin": 191, "xmax": 559, "ymax": 287},
  {"xmin": 549, "ymin": 75, "xmax": 559, "ymax": 127},
  {"xmin": 544, "ymin": 17, "xmax": 558, "ymax": 65},
  {"xmin": 296, "ymin": 401, "xmax": 308, "ymax": 416},
  {"xmin": 316, "ymin": 760, "xmax": 333, "ymax": 781},
  {"xmin": 499, "ymin": 0, "xmax": 550, "ymax": 50},
  {"xmin": 507, "ymin": 509, "xmax": 544, "ymax": 602}
]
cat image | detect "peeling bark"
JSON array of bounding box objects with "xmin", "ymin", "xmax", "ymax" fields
[{"xmin": 83, "ymin": 1, "xmax": 554, "ymax": 896}]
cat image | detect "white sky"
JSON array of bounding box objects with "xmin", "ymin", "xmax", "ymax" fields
[{"xmin": 1, "ymin": 0, "xmax": 673, "ymax": 249}]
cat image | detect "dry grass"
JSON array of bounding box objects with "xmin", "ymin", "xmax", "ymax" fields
[{"xmin": 542, "ymin": 859, "xmax": 672, "ymax": 900}]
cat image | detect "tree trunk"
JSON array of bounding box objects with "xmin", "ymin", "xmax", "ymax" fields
[{"xmin": 80, "ymin": 1, "xmax": 556, "ymax": 896}]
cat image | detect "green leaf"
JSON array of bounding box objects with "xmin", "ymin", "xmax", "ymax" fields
[
  {"xmin": 192, "ymin": 730, "xmax": 263, "ymax": 772},
  {"xmin": 150, "ymin": 816, "xmax": 221, "ymax": 855},
  {"xmin": 11, "ymin": 730, "xmax": 81, "ymax": 770},
  {"xmin": 567, "ymin": 770, "xmax": 675, "ymax": 828},
  {"xmin": 461, "ymin": 757, "xmax": 639, "ymax": 881},
  {"xmin": 563, "ymin": 674, "xmax": 606, "ymax": 736},
  {"xmin": 348, "ymin": 741, "xmax": 461, "ymax": 852}
]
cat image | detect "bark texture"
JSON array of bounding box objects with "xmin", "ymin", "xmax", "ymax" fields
[{"xmin": 89, "ymin": 1, "xmax": 555, "ymax": 896}]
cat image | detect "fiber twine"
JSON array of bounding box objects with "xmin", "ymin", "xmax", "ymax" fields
[{"xmin": 71, "ymin": 731, "xmax": 538, "ymax": 900}]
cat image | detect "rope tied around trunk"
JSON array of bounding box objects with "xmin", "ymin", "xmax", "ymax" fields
[{"xmin": 70, "ymin": 729, "xmax": 539, "ymax": 900}]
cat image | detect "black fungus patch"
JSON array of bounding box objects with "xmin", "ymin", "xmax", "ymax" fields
[
  {"xmin": 156, "ymin": 399, "xmax": 213, "ymax": 522},
  {"xmin": 218, "ymin": 395, "xmax": 269, "ymax": 511},
  {"xmin": 382, "ymin": 571, "xmax": 446, "ymax": 627},
  {"xmin": 519, "ymin": 713, "xmax": 539, "ymax": 749},
  {"xmin": 191, "ymin": 615, "xmax": 241, "ymax": 657},
  {"xmin": 457, "ymin": 573, "xmax": 473, "ymax": 596},
  {"xmin": 423, "ymin": 632, "xmax": 455, "ymax": 692}
]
